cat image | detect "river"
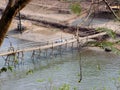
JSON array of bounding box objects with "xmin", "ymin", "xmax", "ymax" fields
[{"xmin": 0, "ymin": 38, "xmax": 120, "ymax": 90}]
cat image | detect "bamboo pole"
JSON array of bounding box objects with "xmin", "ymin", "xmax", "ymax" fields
[{"xmin": 0, "ymin": 32, "xmax": 107, "ymax": 56}]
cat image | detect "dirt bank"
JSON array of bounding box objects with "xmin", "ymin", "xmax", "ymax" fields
[{"xmin": 0, "ymin": 0, "xmax": 119, "ymax": 43}]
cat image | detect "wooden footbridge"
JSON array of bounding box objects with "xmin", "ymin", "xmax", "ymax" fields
[
  {"xmin": 0, "ymin": 30, "xmax": 107, "ymax": 66},
  {"xmin": 0, "ymin": 32, "xmax": 106, "ymax": 57}
]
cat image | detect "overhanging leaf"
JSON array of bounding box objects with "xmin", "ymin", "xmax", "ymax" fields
[{"xmin": 70, "ymin": 3, "xmax": 81, "ymax": 15}]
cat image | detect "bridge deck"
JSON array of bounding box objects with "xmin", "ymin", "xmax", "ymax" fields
[{"xmin": 0, "ymin": 32, "xmax": 106, "ymax": 56}]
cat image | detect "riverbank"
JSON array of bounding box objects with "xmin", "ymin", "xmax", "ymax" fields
[
  {"xmin": 0, "ymin": 0, "xmax": 119, "ymax": 48},
  {"xmin": 0, "ymin": 1, "xmax": 120, "ymax": 90}
]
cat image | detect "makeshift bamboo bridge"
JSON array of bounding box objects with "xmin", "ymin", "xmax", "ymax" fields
[
  {"xmin": 0, "ymin": 31, "xmax": 107, "ymax": 67},
  {"xmin": 0, "ymin": 32, "xmax": 106, "ymax": 56}
]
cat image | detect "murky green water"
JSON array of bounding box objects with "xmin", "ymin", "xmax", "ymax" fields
[{"xmin": 0, "ymin": 38, "xmax": 120, "ymax": 90}]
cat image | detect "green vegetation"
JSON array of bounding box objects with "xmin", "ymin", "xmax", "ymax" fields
[
  {"xmin": 58, "ymin": 84, "xmax": 70, "ymax": 90},
  {"xmin": 13, "ymin": 56, "xmax": 19, "ymax": 65},
  {"xmin": 87, "ymin": 41, "xmax": 113, "ymax": 49},
  {"xmin": 96, "ymin": 64, "xmax": 101, "ymax": 70},
  {"xmin": 70, "ymin": 3, "xmax": 81, "ymax": 15},
  {"xmin": 86, "ymin": 27, "xmax": 120, "ymax": 54},
  {"xmin": 0, "ymin": 66, "xmax": 14, "ymax": 73},
  {"xmin": 96, "ymin": 27, "xmax": 116, "ymax": 39},
  {"xmin": 87, "ymin": 40, "xmax": 120, "ymax": 54},
  {"xmin": 8, "ymin": 66, "xmax": 14, "ymax": 72},
  {"xmin": 0, "ymin": 67, "xmax": 7, "ymax": 73},
  {"xmin": 37, "ymin": 79, "xmax": 45, "ymax": 82},
  {"xmin": 26, "ymin": 69, "xmax": 33, "ymax": 75}
]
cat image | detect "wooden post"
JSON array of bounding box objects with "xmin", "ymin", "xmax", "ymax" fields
[
  {"xmin": 31, "ymin": 50, "xmax": 35, "ymax": 64},
  {"xmin": 79, "ymin": 48, "xmax": 82, "ymax": 83},
  {"xmin": 45, "ymin": 41, "xmax": 49, "ymax": 57},
  {"xmin": 45, "ymin": 49, "xmax": 48, "ymax": 57},
  {"xmin": 18, "ymin": 12, "xmax": 22, "ymax": 33},
  {"xmin": 4, "ymin": 55, "xmax": 9, "ymax": 66},
  {"xmin": 51, "ymin": 42, "xmax": 54, "ymax": 57},
  {"xmin": 65, "ymin": 39, "xmax": 68, "ymax": 51},
  {"xmin": 13, "ymin": 53, "xmax": 17, "ymax": 68},
  {"xmin": 16, "ymin": 52, "xmax": 20, "ymax": 68},
  {"xmin": 17, "ymin": 52, "xmax": 20, "ymax": 61},
  {"xmin": 77, "ymin": 40, "xmax": 82, "ymax": 83},
  {"xmin": 71, "ymin": 42, "xmax": 74, "ymax": 54},
  {"xmin": 38, "ymin": 49, "xmax": 41, "ymax": 60},
  {"xmin": 21, "ymin": 51, "xmax": 24, "ymax": 65},
  {"xmin": 59, "ymin": 45, "xmax": 62, "ymax": 57},
  {"xmin": 71, "ymin": 42, "xmax": 74, "ymax": 50},
  {"xmin": 7, "ymin": 55, "xmax": 10, "ymax": 66}
]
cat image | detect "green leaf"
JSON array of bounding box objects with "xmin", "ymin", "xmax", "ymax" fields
[
  {"xmin": 70, "ymin": 3, "xmax": 81, "ymax": 15},
  {"xmin": 1, "ymin": 67, "xmax": 7, "ymax": 72},
  {"xmin": 8, "ymin": 66, "xmax": 13, "ymax": 72}
]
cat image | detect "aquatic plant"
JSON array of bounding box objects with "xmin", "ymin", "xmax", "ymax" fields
[
  {"xmin": 37, "ymin": 79, "xmax": 45, "ymax": 82},
  {"xmin": 26, "ymin": 69, "xmax": 33, "ymax": 75},
  {"xmin": 7, "ymin": 66, "xmax": 13, "ymax": 72},
  {"xmin": 58, "ymin": 84, "xmax": 70, "ymax": 90},
  {"xmin": 52, "ymin": 84, "xmax": 77, "ymax": 90},
  {"xmin": 92, "ymin": 86, "xmax": 97, "ymax": 90},
  {"xmin": 73, "ymin": 87, "xmax": 77, "ymax": 90},
  {"xmin": 96, "ymin": 64, "xmax": 101, "ymax": 70},
  {"xmin": 0, "ymin": 67, "xmax": 7, "ymax": 73},
  {"xmin": 0, "ymin": 66, "xmax": 13, "ymax": 73}
]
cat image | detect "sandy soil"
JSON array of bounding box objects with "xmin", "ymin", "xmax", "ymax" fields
[
  {"xmin": 0, "ymin": 0, "xmax": 75, "ymax": 43},
  {"xmin": 10, "ymin": 24, "xmax": 74, "ymax": 42},
  {"xmin": 4, "ymin": 17, "xmax": 73, "ymax": 43},
  {"xmin": 0, "ymin": 0, "xmax": 119, "ymax": 43}
]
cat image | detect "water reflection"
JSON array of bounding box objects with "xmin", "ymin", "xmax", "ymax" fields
[
  {"xmin": 0, "ymin": 48, "xmax": 119, "ymax": 90},
  {"xmin": 0, "ymin": 38, "xmax": 120, "ymax": 90}
]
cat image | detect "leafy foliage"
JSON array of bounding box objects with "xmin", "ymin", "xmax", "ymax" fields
[
  {"xmin": 70, "ymin": 3, "xmax": 81, "ymax": 15},
  {"xmin": 96, "ymin": 27, "xmax": 116, "ymax": 39},
  {"xmin": 0, "ymin": 67, "xmax": 7, "ymax": 73},
  {"xmin": 87, "ymin": 40, "xmax": 120, "ymax": 54},
  {"xmin": 8, "ymin": 66, "xmax": 13, "ymax": 72},
  {"xmin": 26, "ymin": 69, "xmax": 33, "ymax": 75},
  {"xmin": 87, "ymin": 41, "xmax": 113, "ymax": 49}
]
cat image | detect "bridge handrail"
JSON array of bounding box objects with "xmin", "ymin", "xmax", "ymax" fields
[{"xmin": 0, "ymin": 36, "xmax": 75, "ymax": 55}]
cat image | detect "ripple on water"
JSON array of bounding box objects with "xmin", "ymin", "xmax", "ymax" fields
[{"xmin": 0, "ymin": 44, "xmax": 120, "ymax": 90}]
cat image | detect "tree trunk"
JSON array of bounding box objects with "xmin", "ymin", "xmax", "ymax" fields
[{"xmin": 0, "ymin": 0, "xmax": 31, "ymax": 46}]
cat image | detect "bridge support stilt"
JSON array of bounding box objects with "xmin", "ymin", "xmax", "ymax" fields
[{"xmin": 31, "ymin": 50, "xmax": 36, "ymax": 64}]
